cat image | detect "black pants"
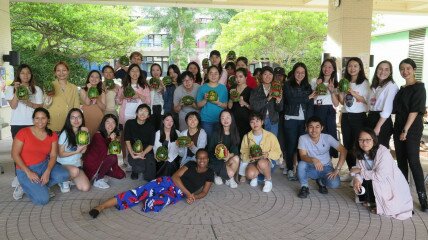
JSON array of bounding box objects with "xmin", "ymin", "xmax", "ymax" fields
[
  {"xmin": 314, "ymin": 105, "xmax": 338, "ymax": 157},
  {"xmin": 151, "ymin": 105, "xmax": 162, "ymax": 131},
  {"xmin": 366, "ymin": 111, "xmax": 393, "ymax": 149},
  {"xmin": 341, "ymin": 112, "xmax": 367, "ymax": 169},
  {"xmin": 156, "ymin": 157, "xmax": 180, "ymax": 177},
  {"xmin": 128, "ymin": 153, "xmax": 156, "ymax": 181},
  {"xmin": 394, "ymin": 119, "xmax": 426, "ymax": 193}
]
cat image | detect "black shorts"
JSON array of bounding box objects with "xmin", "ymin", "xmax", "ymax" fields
[{"xmin": 209, "ymin": 158, "xmax": 229, "ymax": 180}]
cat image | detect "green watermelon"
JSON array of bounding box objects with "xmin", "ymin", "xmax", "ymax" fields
[
  {"xmin": 44, "ymin": 81, "xmax": 55, "ymax": 97},
  {"xmin": 207, "ymin": 90, "xmax": 218, "ymax": 102},
  {"xmin": 108, "ymin": 140, "xmax": 121, "ymax": 155},
  {"xmin": 270, "ymin": 81, "xmax": 282, "ymax": 98},
  {"xmin": 76, "ymin": 131, "xmax": 90, "ymax": 145},
  {"xmin": 226, "ymin": 50, "xmax": 236, "ymax": 61},
  {"xmin": 16, "ymin": 86, "xmax": 29, "ymax": 100},
  {"xmin": 181, "ymin": 95, "xmax": 195, "ymax": 106},
  {"xmin": 250, "ymin": 144, "xmax": 263, "ymax": 159},
  {"xmin": 132, "ymin": 140, "xmax": 143, "ymax": 153},
  {"xmin": 230, "ymin": 90, "xmax": 240, "ymax": 102},
  {"xmin": 177, "ymin": 136, "xmax": 191, "ymax": 147},
  {"xmin": 119, "ymin": 55, "xmax": 129, "ymax": 66},
  {"xmin": 338, "ymin": 78, "xmax": 350, "ymax": 93},
  {"xmin": 316, "ymin": 83, "xmax": 328, "ymax": 95},
  {"xmin": 149, "ymin": 78, "xmax": 161, "ymax": 89},
  {"xmin": 105, "ymin": 79, "xmax": 115, "ymax": 90},
  {"xmin": 156, "ymin": 146, "xmax": 168, "ymax": 161},
  {"xmin": 124, "ymin": 85, "xmax": 135, "ymax": 98},
  {"xmin": 202, "ymin": 58, "xmax": 209, "ymax": 69},
  {"xmin": 88, "ymin": 87, "xmax": 99, "ymax": 99},
  {"xmin": 162, "ymin": 76, "xmax": 172, "ymax": 86},
  {"xmin": 227, "ymin": 75, "xmax": 237, "ymax": 89}
]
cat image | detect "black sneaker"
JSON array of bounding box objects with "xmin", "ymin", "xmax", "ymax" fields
[
  {"xmin": 316, "ymin": 179, "xmax": 328, "ymax": 194},
  {"xmin": 130, "ymin": 172, "xmax": 139, "ymax": 180},
  {"xmin": 298, "ymin": 186, "xmax": 309, "ymax": 198}
]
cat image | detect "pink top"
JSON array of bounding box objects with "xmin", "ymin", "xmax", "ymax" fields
[{"xmin": 117, "ymin": 84, "xmax": 151, "ymax": 125}]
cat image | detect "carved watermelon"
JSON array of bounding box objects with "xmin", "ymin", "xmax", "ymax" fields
[
  {"xmin": 270, "ymin": 81, "xmax": 282, "ymax": 98},
  {"xmin": 162, "ymin": 76, "xmax": 172, "ymax": 86},
  {"xmin": 181, "ymin": 95, "xmax": 195, "ymax": 106},
  {"xmin": 207, "ymin": 90, "xmax": 218, "ymax": 102},
  {"xmin": 108, "ymin": 140, "xmax": 121, "ymax": 155},
  {"xmin": 316, "ymin": 83, "xmax": 328, "ymax": 95},
  {"xmin": 338, "ymin": 78, "xmax": 350, "ymax": 93},
  {"xmin": 214, "ymin": 143, "xmax": 228, "ymax": 160},
  {"xmin": 16, "ymin": 86, "xmax": 29, "ymax": 100},
  {"xmin": 249, "ymin": 144, "xmax": 263, "ymax": 159},
  {"xmin": 226, "ymin": 51, "xmax": 236, "ymax": 61},
  {"xmin": 230, "ymin": 90, "xmax": 240, "ymax": 102},
  {"xmin": 124, "ymin": 85, "xmax": 135, "ymax": 98},
  {"xmin": 177, "ymin": 136, "xmax": 191, "ymax": 148},
  {"xmin": 156, "ymin": 146, "xmax": 168, "ymax": 161},
  {"xmin": 44, "ymin": 81, "xmax": 55, "ymax": 97},
  {"xmin": 149, "ymin": 77, "xmax": 161, "ymax": 89},
  {"xmin": 227, "ymin": 75, "xmax": 237, "ymax": 89},
  {"xmin": 76, "ymin": 130, "xmax": 90, "ymax": 145},
  {"xmin": 119, "ymin": 55, "xmax": 129, "ymax": 66},
  {"xmin": 88, "ymin": 87, "xmax": 99, "ymax": 99},
  {"xmin": 132, "ymin": 140, "xmax": 143, "ymax": 153},
  {"xmin": 202, "ymin": 58, "xmax": 209, "ymax": 69},
  {"xmin": 105, "ymin": 79, "xmax": 115, "ymax": 90}
]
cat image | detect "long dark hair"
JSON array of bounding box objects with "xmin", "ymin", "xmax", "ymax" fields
[
  {"xmin": 217, "ymin": 109, "xmax": 240, "ymax": 146},
  {"xmin": 13, "ymin": 64, "xmax": 36, "ymax": 94},
  {"xmin": 32, "ymin": 107, "xmax": 53, "ymax": 136},
  {"xmin": 344, "ymin": 57, "xmax": 367, "ymax": 85},
  {"xmin": 288, "ymin": 62, "xmax": 310, "ymax": 88},
  {"xmin": 150, "ymin": 63, "xmax": 163, "ymax": 78},
  {"xmin": 123, "ymin": 64, "xmax": 148, "ymax": 89},
  {"xmin": 354, "ymin": 128, "xmax": 380, "ymax": 161},
  {"xmin": 98, "ymin": 114, "xmax": 119, "ymax": 139},
  {"xmin": 210, "ymin": 50, "xmax": 223, "ymax": 75},
  {"xmin": 186, "ymin": 61, "xmax": 203, "ymax": 84},
  {"xmin": 318, "ymin": 59, "xmax": 338, "ymax": 88},
  {"xmin": 167, "ymin": 64, "xmax": 181, "ymax": 85},
  {"xmin": 371, "ymin": 60, "xmax": 394, "ymax": 89},
  {"xmin": 60, "ymin": 108, "xmax": 85, "ymax": 148},
  {"xmin": 159, "ymin": 113, "xmax": 178, "ymax": 143},
  {"xmin": 83, "ymin": 70, "xmax": 103, "ymax": 94}
]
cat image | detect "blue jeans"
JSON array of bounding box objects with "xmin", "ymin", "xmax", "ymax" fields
[
  {"xmin": 297, "ymin": 161, "xmax": 340, "ymax": 188},
  {"xmin": 201, "ymin": 121, "xmax": 217, "ymax": 139},
  {"xmin": 283, "ymin": 119, "xmax": 306, "ymax": 171},
  {"xmin": 16, "ymin": 160, "xmax": 70, "ymax": 205},
  {"xmin": 264, "ymin": 116, "xmax": 278, "ymax": 136}
]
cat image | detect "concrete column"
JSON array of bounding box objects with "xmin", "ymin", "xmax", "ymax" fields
[
  {"xmin": 326, "ymin": 0, "xmax": 373, "ymax": 75},
  {"xmin": 0, "ymin": 0, "xmax": 11, "ymax": 62}
]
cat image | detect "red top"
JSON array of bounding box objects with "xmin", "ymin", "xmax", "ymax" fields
[
  {"xmin": 15, "ymin": 127, "xmax": 58, "ymax": 168},
  {"xmin": 246, "ymin": 70, "xmax": 257, "ymax": 89}
]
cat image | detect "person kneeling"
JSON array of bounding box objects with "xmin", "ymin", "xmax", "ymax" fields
[
  {"xmin": 240, "ymin": 112, "xmax": 282, "ymax": 193},
  {"xmin": 297, "ymin": 116, "xmax": 347, "ymax": 198},
  {"xmin": 89, "ymin": 149, "xmax": 213, "ymax": 218}
]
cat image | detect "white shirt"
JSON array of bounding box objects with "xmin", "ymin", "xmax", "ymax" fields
[
  {"xmin": 311, "ymin": 79, "xmax": 334, "ymax": 106},
  {"xmin": 153, "ymin": 130, "xmax": 180, "ymax": 163},
  {"xmin": 369, "ymin": 81, "xmax": 399, "ymax": 119},
  {"xmin": 342, "ymin": 80, "xmax": 370, "ymax": 113},
  {"xmin": 5, "ymin": 85, "xmax": 43, "ymax": 126}
]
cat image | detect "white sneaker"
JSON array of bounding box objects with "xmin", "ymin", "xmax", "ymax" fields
[
  {"xmin": 340, "ymin": 174, "xmax": 352, "ymax": 182},
  {"xmin": 263, "ymin": 180, "xmax": 273, "ymax": 193},
  {"xmin": 282, "ymin": 168, "xmax": 288, "ymax": 175},
  {"xmin": 58, "ymin": 181, "xmax": 70, "ymax": 193},
  {"xmin": 225, "ymin": 178, "xmax": 238, "ymax": 189},
  {"xmin": 250, "ymin": 178, "xmax": 258, "ymax": 187},
  {"xmin": 11, "ymin": 176, "xmax": 19, "ymax": 188},
  {"xmin": 214, "ymin": 176, "xmax": 223, "ymax": 185},
  {"xmin": 288, "ymin": 170, "xmax": 297, "ymax": 181},
  {"xmin": 93, "ymin": 179, "xmax": 110, "ymax": 189},
  {"xmin": 13, "ymin": 185, "xmax": 24, "ymax": 200},
  {"xmin": 69, "ymin": 180, "xmax": 76, "ymax": 186}
]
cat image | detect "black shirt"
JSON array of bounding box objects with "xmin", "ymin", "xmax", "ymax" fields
[
  {"xmin": 124, "ymin": 119, "xmax": 155, "ymax": 149},
  {"xmin": 393, "ymin": 82, "xmax": 426, "ymax": 131},
  {"xmin": 180, "ymin": 161, "xmax": 214, "ymax": 193}
]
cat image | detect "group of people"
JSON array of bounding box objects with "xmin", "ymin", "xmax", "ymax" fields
[{"xmin": 6, "ymin": 49, "xmax": 426, "ymax": 221}]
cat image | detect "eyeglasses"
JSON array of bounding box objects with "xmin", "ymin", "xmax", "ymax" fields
[{"xmin": 358, "ymin": 138, "xmax": 373, "ymax": 144}]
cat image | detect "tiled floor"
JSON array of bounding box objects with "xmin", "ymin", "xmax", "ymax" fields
[{"xmin": 1, "ymin": 138, "xmax": 428, "ymax": 240}]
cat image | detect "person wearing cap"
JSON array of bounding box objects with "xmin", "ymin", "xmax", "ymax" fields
[
  {"xmin": 249, "ymin": 66, "xmax": 283, "ymax": 136},
  {"xmin": 236, "ymin": 57, "xmax": 257, "ymax": 89},
  {"xmin": 209, "ymin": 50, "xmax": 228, "ymax": 85},
  {"xmin": 274, "ymin": 67, "xmax": 287, "ymax": 83}
]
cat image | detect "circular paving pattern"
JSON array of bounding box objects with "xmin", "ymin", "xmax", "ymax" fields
[{"xmin": 1, "ymin": 162, "xmax": 428, "ymax": 240}]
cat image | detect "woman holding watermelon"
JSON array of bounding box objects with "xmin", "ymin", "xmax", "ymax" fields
[
  {"xmin": 173, "ymin": 71, "xmax": 200, "ymax": 131},
  {"xmin": 228, "ymin": 68, "xmax": 251, "ymax": 139},
  {"xmin": 102, "ymin": 65, "xmax": 120, "ymax": 116},
  {"xmin": 186, "ymin": 62, "xmax": 203, "ymax": 85},
  {"xmin": 164, "ymin": 64, "xmax": 181, "ymax": 126},
  {"xmin": 207, "ymin": 110, "xmax": 240, "ymax": 188},
  {"xmin": 80, "ymin": 70, "xmax": 106, "ymax": 137},
  {"xmin": 149, "ymin": 63, "xmax": 165, "ymax": 131},
  {"xmin": 178, "ymin": 111, "xmax": 207, "ymax": 166},
  {"xmin": 196, "ymin": 66, "xmax": 228, "ymax": 138}
]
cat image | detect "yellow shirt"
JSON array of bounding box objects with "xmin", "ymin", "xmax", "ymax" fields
[
  {"xmin": 46, "ymin": 80, "xmax": 80, "ymax": 131},
  {"xmin": 240, "ymin": 129, "xmax": 281, "ymax": 163}
]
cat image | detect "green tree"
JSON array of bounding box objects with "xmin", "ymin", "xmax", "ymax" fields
[{"xmin": 214, "ymin": 10, "xmax": 327, "ymax": 78}]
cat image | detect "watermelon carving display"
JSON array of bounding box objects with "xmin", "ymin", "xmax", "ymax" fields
[
  {"xmin": 207, "ymin": 90, "xmax": 218, "ymax": 102},
  {"xmin": 105, "ymin": 79, "xmax": 115, "ymax": 90},
  {"xmin": 76, "ymin": 130, "xmax": 90, "ymax": 145},
  {"xmin": 338, "ymin": 78, "xmax": 350, "ymax": 93},
  {"xmin": 108, "ymin": 140, "xmax": 121, "ymax": 155},
  {"xmin": 88, "ymin": 87, "xmax": 99, "ymax": 99},
  {"xmin": 214, "ymin": 144, "xmax": 228, "ymax": 160},
  {"xmin": 124, "ymin": 85, "xmax": 135, "ymax": 98},
  {"xmin": 162, "ymin": 76, "xmax": 172, "ymax": 86},
  {"xmin": 16, "ymin": 86, "xmax": 29, "ymax": 100},
  {"xmin": 270, "ymin": 81, "xmax": 282, "ymax": 98},
  {"xmin": 181, "ymin": 95, "xmax": 195, "ymax": 106},
  {"xmin": 44, "ymin": 81, "xmax": 55, "ymax": 97},
  {"xmin": 227, "ymin": 75, "xmax": 237, "ymax": 89},
  {"xmin": 202, "ymin": 58, "xmax": 209, "ymax": 69},
  {"xmin": 315, "ymin": 83, "xmax": 328, "ymax": 95},
  {"xmin": 177, "ymin": 136, "xmax": 191, "ymax": 147},
  {"xmin": 119, "ymin": 55, "xmax": 129, "ymax": 66},
  {"xmin": 249, "ymin": 144, "xmax": 263, "ymax": 160},
  {"xmin": 226, "ymin": 50, "xmax": 236, "ymax": 62},
  {"xmin": 156, "ymin": 146, "xmax": 168, "ymax": 161},
  {"xmin": 230, "ymin": 90, "xmax": 240, "ymax": 102},
  {"xmin": 149, "ymin": 77, "xmax": 161, "ymax": 89},
  {"xmin": 132, "ymin": 140, "xmax": 143, "ymax": 153}
]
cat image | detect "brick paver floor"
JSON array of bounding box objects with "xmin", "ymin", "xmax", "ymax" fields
[{"xmin": 1, "ymin": 138, "xmax": 428, "ymax": 240}]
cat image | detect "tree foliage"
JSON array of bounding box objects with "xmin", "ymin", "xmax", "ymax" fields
[{"xmin": 214, "ymin": 10, "xmax": 327, "ymax": 77}]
